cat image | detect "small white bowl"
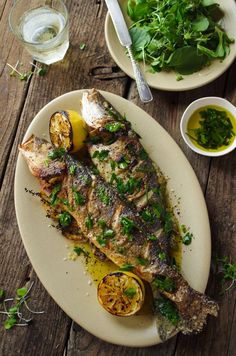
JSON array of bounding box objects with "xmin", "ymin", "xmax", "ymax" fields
[{"xmin": 180, "ymin": 97, "xmax": 236, "ymax": 157}]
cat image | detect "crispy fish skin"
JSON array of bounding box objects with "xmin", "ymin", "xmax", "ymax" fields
[
  {"xmin": 20, "ymin": 135, "xmax": 218, "ymax": 337},
  {"xmin": 81, "ymin": 89, "xmax": 173, "ymax": 254}
]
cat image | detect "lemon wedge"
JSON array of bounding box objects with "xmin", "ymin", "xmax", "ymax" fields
[
  {"xmin": 49, "ymin": 110, "xmax": 87, "ymax": 153},
  {"xmin": 97, "ymin": 271, "xmax": 145, "ymax": 316}
]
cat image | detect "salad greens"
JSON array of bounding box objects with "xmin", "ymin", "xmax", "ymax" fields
[{"xmin": 127, "ymin": 0, "xmax": 234, "ymax": 75}]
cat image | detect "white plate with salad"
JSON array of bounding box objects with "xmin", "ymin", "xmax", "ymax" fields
[{"xmin": 105, "ymin": 0, "xmax": 236, "ymax": 91}]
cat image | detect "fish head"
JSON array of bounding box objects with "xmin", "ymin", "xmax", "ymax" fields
[{"xmin": 81, "ymin": 89, "xmax": 108, "ymax": 130}]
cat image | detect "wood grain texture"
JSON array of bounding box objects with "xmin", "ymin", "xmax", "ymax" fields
[
  {"xmin": 66, "ymin": 322, "xmax": 177, "ymax": 356},
  {"xmin": 0, "ymin": 0, "xmax": 33, "ymax": 185}
]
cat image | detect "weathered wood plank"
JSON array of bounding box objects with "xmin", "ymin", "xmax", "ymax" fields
[
  {"xmin": 66, "ymin": 322, "xmax": 177, "ymax": 356},
  {"xmin": 0, "ymin": 0, "xmax": 33, "ymax": 185}
]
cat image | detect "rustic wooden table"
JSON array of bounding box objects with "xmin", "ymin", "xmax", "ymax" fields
[{"xmin": 0, "ymin": 1, "xmax": 235, "ymax": 355}]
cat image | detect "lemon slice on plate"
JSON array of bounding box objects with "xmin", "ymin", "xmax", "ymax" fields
[
  {"xmin": 49, "ymin": 110, "xmax": 87, "ymax": 153},
  {"xmin": 97, "ymin": 271, "xmax": 145, "ymax": 316}
]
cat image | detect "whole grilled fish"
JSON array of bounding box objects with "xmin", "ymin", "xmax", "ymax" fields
[
  {"xmin": 19, "ymin": 135, "xmax": 218, "ymax": 339},
  {"xmin": 81, "ymin": 89, "xmax": 174, "ymax": 255}
]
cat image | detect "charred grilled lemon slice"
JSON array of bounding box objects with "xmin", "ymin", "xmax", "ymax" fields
[
  {"xmin": 49, "ymin": 110, "xmax": 87, "ymax": 153},
  {"xmin": 97, "ymin": 271, "xmax": 145, "ymax": 316}
]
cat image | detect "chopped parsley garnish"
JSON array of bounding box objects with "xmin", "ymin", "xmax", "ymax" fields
[
  {"xmin": 158, "ymin": 251, "xmax": 167, "ymax": 261},
  {"xmin": 85, "ymin": 215, "xmax": 93, "ymax": 229},
  {"xmin": 48, "ymin": 147, "xmax": 66, "ymax": 160},
  {"xmin": 140, "ymin": 208, "xmax": 156, "ymax": 224},
  {"xmin": 182, "ymin": 232, "xmax": 192, "ymax": 245},
  {"xmin": 187, "ymin": 108, "xmax": 235, "ymax": 149},
  {"xmin": 117, "ymin": 155, "xmax": 130, "ymax": 169},
  {"xmin": 120, "ymin": 263, "xmax": 134, "ymax": 272},
  {"xmin": 92, "ymin": 150, "xmax": 110, "ymax": 162},
  {"xmin": 117, "ymin": 246, "xmax": 125, "ymax": 254},
  {"xmin": 147, "ymin": 234, "xmax": 158, "ymax": 241},
  {"xmin": 154, "ymin": 296, "xmax": 179, "ymax": 326},
  {"xmin": 59, "ymin": 212, "xmax": 72, "ymax": 228},
  {"xmin": 110, "ymin": 160, "xmax": 117, "ymax": 171},
  {"xmin": 139, "ymin": 148, "xmax": 148, "ymax": 160},
  {"xmin": 153, "ymin": 276, "xmax": 176, "ymax": 292},
  {"xmin": 163, "ymin": 212, "xmax": 173, "ymax": 235},
  {"xmin": 73, "ymin": 190, "xmax": 86, "ymax": 205},
  {"xmin": 105, "ymin": 121, "xmax": 125, "ymax": 133},
  {"xmin": 44, "ymin": 159, "xmax": 49, "ymax": 167},
  {"xmin": 152, "ymin": 203, "xmax": 164, "ymax": 219},
  {"xmin": 136, "ymin": 257, "xmax": 149, "ymax": 266},
  {"xmin": 97, "ymin": 187, "xmax": 111, "ymax": 206},
  {"xmin": 69, "ymin": 165, "xmax": 77, "ymax": 175},
  {"xmin": 110, "ymin": 174, "xmax": 142, "ymax": 196},
  {"xmin": 74, "ymin": 246, "xmax": 89, "ymax": 256},
  {"xmin": 97, "ymin": 220, "xmax": 115, "ymax": 247},
  {"xmin": 103, "ymin": 229, "xmax": 115, "ymax": 238},
  {"xmin": 105, "ymin": 107, "xmax": 119, "ymax": 119},
  {"xmin": 97, "ymin": 236, "xmax": 107, "ymax": 247},
  {"xmin": 120, "ymin": 216, "xmax": 137, "ymax": 236},
  {"xmin": 124, "ymin": 288, "xmax": 137, "ymax": 298},
  {"xmin": 98, "ymin": 219, "xmax": 107, "ymax": 228},
  {"xmin": 50, "ymin": 183, "xmax": 62, "ymax": 205}
]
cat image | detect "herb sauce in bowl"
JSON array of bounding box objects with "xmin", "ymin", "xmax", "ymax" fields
[
  {"xmin": 180, "ymin": 97, "xmax": 236, "ymax": 157},
  {"xmin": 187, "ymin": 106, "xmax": 236, "ymax": 152}
]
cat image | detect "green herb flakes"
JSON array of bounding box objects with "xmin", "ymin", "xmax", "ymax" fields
[
  {"xmin": 154, "ymin": 296, "xmax": 180, "ymax": 326},
  {"xmin": 182, "ymin": 232, "xmax": 192, "ymax": 245},
  {"xmin": 48, "ymin": 147, "xmax": 66, "ymax": 160},
  {"xmin": 153, "ymin": 276, "xmax": 176, "ymax": 292},
  {"xmin": 121, "ymin": 216, "xmax": 137, "ymax": 236},
  {"xmin": 69, "ymin": 165, "xmax": 77, "ymax": 175},
  {"xmin": 50, "ymin": 183, "xmax": 62, "ymax": 205},
  {"xmin": 92, "ymin": 150, "xmax": 110, "ymax": 162},
  {"xmin": 74, "ymin": 246, "xmax": 88, "ymax": 257},
  {"xmin": 124, "ymin": 288, "xmax": 137, "ymax": 298},
  {"xmin": 85, "ymin": 215, "xmax": 93, "ymax": 229},
  {"xmin": 97, "ymin": 187, "xmax": 111, "ymax": 206},
  {"xmin": 136, "ymin": 257, "xmax": 149, "ymax": 266},
  {"xmin": 72, "ymin": 187, "xmax": 86, "ymax": 206},
  {"xmin": 188, "ymin": 108, "xmax": 235, "ymax": 149},
  {"xmin": 120, "ymin": 263, "xmax": 134, "ymax": 272},
  {"xmin": 105, "ymin": 122, "xmax": 125, "ymax": 133},
  {"xmin": 59, "ymin": 212, "xmax": 72, "ymax": 228}
]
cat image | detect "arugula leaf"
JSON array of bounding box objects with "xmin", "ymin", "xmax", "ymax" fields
[
  {"xmin": 129, "ymin": 27, "xmax": 150, "ymax": 52},
  {"xmin": 192, "ymin": 16, "xmax": 209, "ymax": 32},
  {"xmin": 168, "ymin": 46, "xmax": 208, "ymax": 75}
]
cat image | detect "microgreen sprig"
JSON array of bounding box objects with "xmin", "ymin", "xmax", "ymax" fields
[
  {"xmin": 214, "ymin": 255, "xmax": 236, "ymax": 293},
  {"xmin": 0, "ymin": 282, "xmax": 44, "ymax": 330}
]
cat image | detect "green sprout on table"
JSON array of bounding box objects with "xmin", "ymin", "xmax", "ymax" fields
[
  {"xmin": 214, "ymin": 255, "xmax": 236, "ymax": 293},
  {"xmin": 7, "ymin": 61, "xmax": 47, "ymax": 81},
  {"xmin": 0, "ymin": 282, "xmax": 44, "ymax": 330}
]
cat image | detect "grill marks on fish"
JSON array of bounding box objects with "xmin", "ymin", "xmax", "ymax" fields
[
  {"xmin": 81, "ymin": 90, "xmax": 172, "ymax": 254},
  {"xmin": 20, "ymin": 135, "xmax": 218, "ymax": 338}
]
